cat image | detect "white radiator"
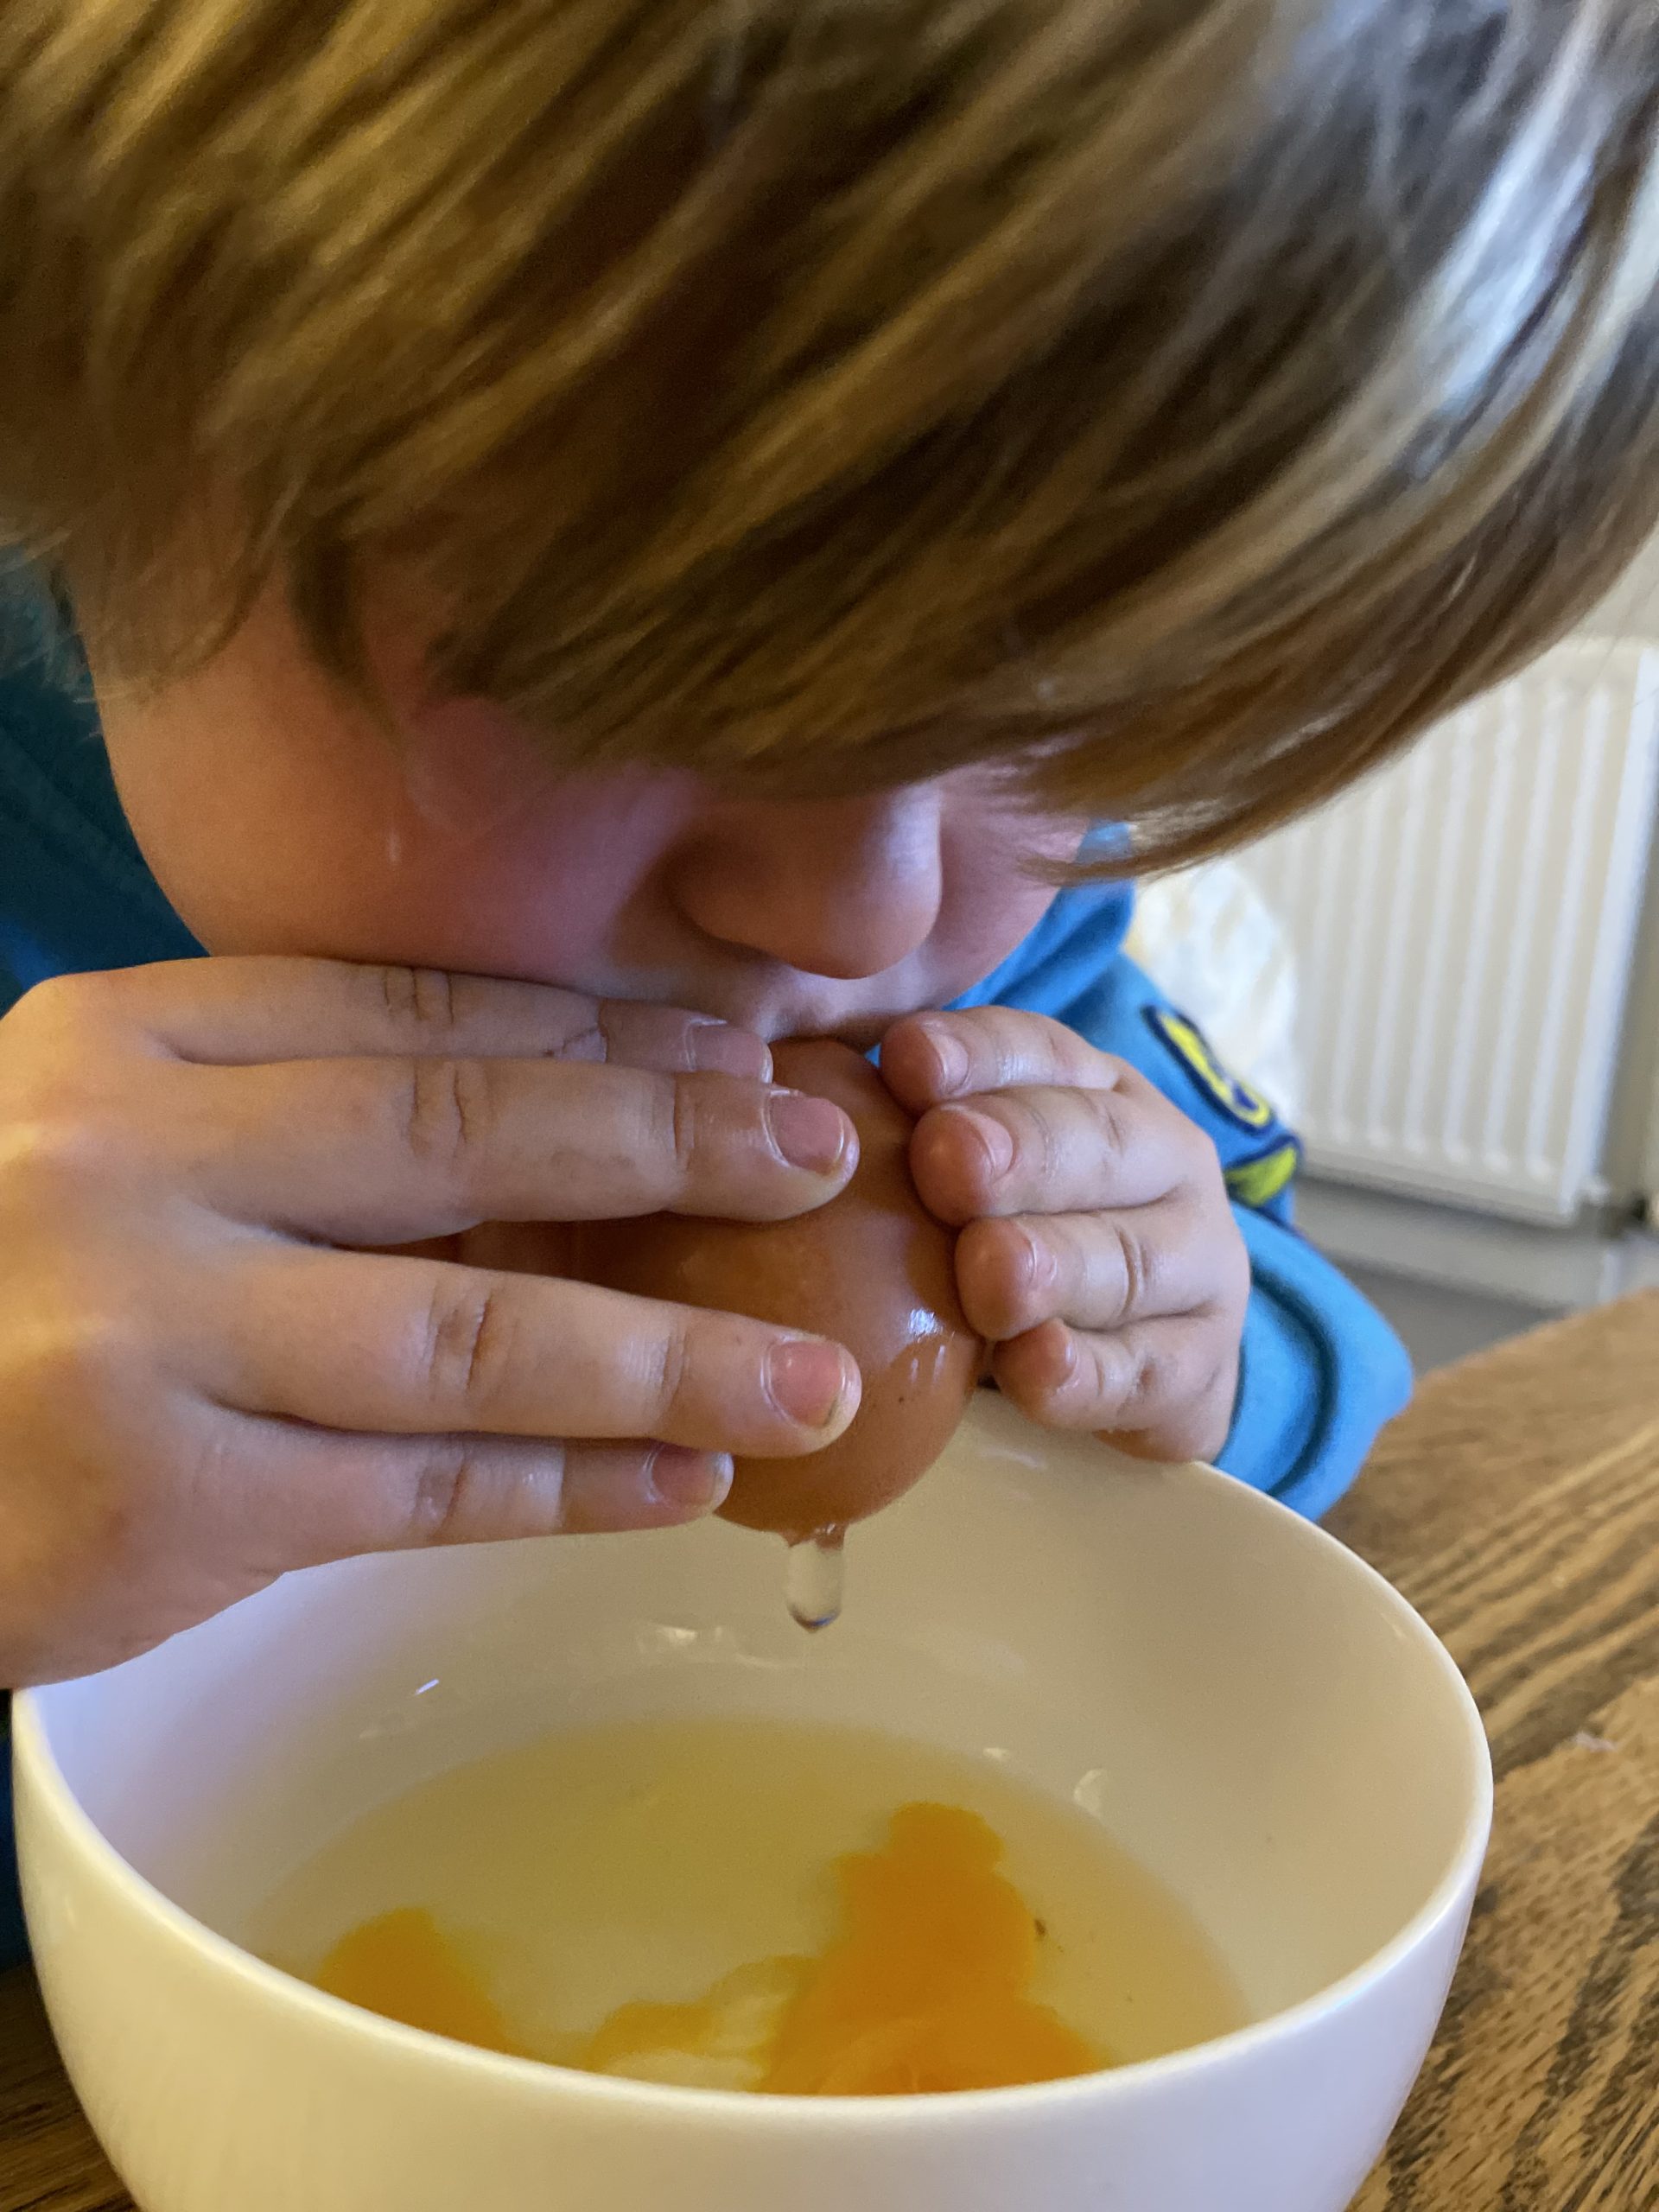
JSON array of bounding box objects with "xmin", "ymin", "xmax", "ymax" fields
[{"xmin": 1236, "ymin": 639, "xmax": 1659, "ymax": 1222}]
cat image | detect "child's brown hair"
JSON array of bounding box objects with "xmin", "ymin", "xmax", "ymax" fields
[{"xmin": 1, "ymin": 0, "xmax": 1656, "ymax": 865}]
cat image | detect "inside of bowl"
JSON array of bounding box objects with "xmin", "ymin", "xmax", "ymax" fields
[{"xmin": 29, "ymin": 1396, "xmax": 1487, "ymax": 2031}]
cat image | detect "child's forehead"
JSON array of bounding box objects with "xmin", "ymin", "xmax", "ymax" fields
[{"xmin": 270, "ymin": 577, "xmax": 1078, "ymax": 811}]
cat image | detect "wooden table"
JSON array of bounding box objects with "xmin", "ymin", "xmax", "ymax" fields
[{"xmin": 1, "ymin": 1295, "xmax": 1655, "ymax": 2209}]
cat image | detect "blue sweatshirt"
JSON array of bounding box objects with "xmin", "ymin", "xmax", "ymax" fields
[{"xmin": 0, "ymin": 609, "xmax": 1411, "ymax": 1957}]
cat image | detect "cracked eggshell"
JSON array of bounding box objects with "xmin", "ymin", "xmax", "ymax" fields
[{"xmin": 573, "ymin": 1039, "xmax": 984, "ymax": 1540}]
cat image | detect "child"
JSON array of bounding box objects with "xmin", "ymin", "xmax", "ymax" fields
[{"xmin": 0, "ymin": 0, "xmax": 1655, "ymax": 1714}]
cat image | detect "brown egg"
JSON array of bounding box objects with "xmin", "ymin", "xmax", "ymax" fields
[{"xmin": 573, "ymin": 1039, "xmax": 984, "ymax": 1540}]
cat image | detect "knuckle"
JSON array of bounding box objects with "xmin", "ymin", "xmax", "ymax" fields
[
  {"xmin": 21, "ymin": 1306, "xmax": 146, "ymax": 1427},
  {"xmin": 404, "ymin": 1441, "xmax": 565, "ymax": 1547},
  {"xmin": 1, "ymin": 987, "xmax": 177, "ymax": 1204},
  {"xmin": 421, "ymin": 1275, "xmax": 519, "ymax": 1419},
  {"xmin": 1001, "ymin": 1094, "xmax": 1057, "ymax": 1185},
  {"xmin": 992, "ymin": 1006, "xmax": 1067, "ymax": 1065},
  {"xmin": 1004, "ymin": 1219, "xmax": 1055, "ymax": 1323},
  {"xmin": 375, "ymin": 963, "xmax": 416, "ymax": 1025},
  {"xmin": 953, "ymin": 1007, "xmax": 1010, "ymax": 1083},
  {"xmin": 1, "ymin": 1107, "xmax": 74, "ymax": 1196},
  {"xmin": 632, "ymin": 1068, "xmax": 687, "ymax": 1179},
  {"xmin": 1109, "ymin": 1219, "xmax": 1157, "ymax": 1318},
  {"xmin": 0, "ymin": 1091, "xmax": 127, "ymax": 1205},
  {"xmin": 1084, "ymin": 1084, "xmax": 1128, "ymax": 1150},
  {"xmin": 1119, "ymin": 1334, "xmax": 1172, "ymax": 1413},
  {"xmin": 398, "ymin": 1055, "xmax": 490, "ymax": 1179},
  {"xmin": 407, "ymin": 1441, "xmax": 489, "ymax": 1546},
  {"xmin": 593, "ymin": 1071, "xmax": 698, "ymax": 1211},
  {"xmin": 652, "ymin": 1071, "xmax": 711, "ymax": 1192},
  {"xmin": 1084, "ymin": 1330, "xmax": 1132, "ymax": 1408},
  {"xmin": 10, "ymin": 968, "xmax": 122, "ymax": 1042},
  {"xmin": 376, "ymin": 963, "xmax": 457, "ymax": 1037},
  {"xmin": 1042, "ymin": 1216, "xmax": 1085, "ymax": 1303},
  {"xmin": 640, "ymin": 1313, "xmax": 696, "ymax": 1428}
]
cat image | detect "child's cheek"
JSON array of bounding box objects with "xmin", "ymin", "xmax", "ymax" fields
[{"xmin": 397, "ymin": 693, "xmax": 569, "ymax": 842}]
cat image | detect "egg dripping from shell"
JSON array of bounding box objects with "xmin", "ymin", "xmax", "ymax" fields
[{"xmin": 573, "ymin": 1039, "xmax": 985, "ymax": 1620}]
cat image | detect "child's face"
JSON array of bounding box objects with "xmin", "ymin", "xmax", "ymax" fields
[{"xmin": 92, "ymin": 586, "xmax": 1084, "ymax": 1043}]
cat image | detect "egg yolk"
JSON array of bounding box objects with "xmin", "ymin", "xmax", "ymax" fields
[
  {"xmin": 760, "ymin": 1802, "xmax": 1101, "ymax": 2094},
  {"xmin": 308, "ymin": 1803, "xmax": 1104, "ymax": 2095},
  {"xmin": 312, "ymin": 1905, "xmax": 528, "ymax": 2059}
]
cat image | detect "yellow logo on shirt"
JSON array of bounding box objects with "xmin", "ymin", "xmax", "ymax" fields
[
  {"xmin": 1224, "ymin": 1139, "xmax": 1302, "ymax": 1210},
  {"xmin": 1145, "ymin": 1007, "xmax": 1277, "ymax": 1134}
]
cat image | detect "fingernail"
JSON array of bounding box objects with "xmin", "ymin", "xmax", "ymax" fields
[
  {"xmin": 766, "ymin": 1089, "xmax": 851, "ymax": 1174},
  {"xmin": 647, "ymin": 1446, "xmax": 734, "ymax": 1516},
  {"xmin": 766, "ymin": 1338, "xmax": 851, "ymax": 1428},
  {"xmin": 948, "ymin": 1104, "xmax": 1014, "ymax": 1179},
  {"xmin": 690, "ymin": 1023, "xmax": 772, "ymax": 1080},
  {"xmin": 919, "ymin": 1019, "xmax": 969, "ymax": 1092}
]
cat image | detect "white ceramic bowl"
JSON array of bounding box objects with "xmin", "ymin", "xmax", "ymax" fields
[{"xmin": 15, "ymin": 1397, "xmax": 1490, "ymax": 2212}]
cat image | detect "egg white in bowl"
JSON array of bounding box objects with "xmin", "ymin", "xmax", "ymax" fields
[{"xmin": 16, "ymin": 1395, "xmax": 1490, "ymax": 2212}]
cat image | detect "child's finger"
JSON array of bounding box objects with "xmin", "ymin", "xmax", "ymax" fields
[
  {"xmin": 224, "ymin": 1416, "xmax": 741, "ymax": 1563},
  {"xmin": 48, "ymin": 956, "xmax": 772, "ymax": 1078},
  {"xmin": 881, "ymin": 1007, "xmax": 1111, "ymax": 1109},
  {"xmin": 172, "ymin": 1056, "xmax": 856, "ymax": 1240},
  {"xmin": 989, "ymin": 1314, "xmax": 1237, "ymax": 1463},
  {"xmin": 956, "ymin": 1200, "xmax": 1240, "ymax": 1341},
  {"xmin": 910, "ymin": 1079, "xmax": 1201, "ymax": 1223},
  {"xmin": 191, "ymin": 1244, "xmax": 861, "ymax": 1459}
]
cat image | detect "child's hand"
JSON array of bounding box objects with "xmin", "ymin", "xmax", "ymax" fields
[
  {"xmin": 0, "ymin": 960, "xmax": 861, "ymax": 1684},
  {"xmin": 882, "ymin": 1008, "xmax": 1249, "ymax": 1464}
]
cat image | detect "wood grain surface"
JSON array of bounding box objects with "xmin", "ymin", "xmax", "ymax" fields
[
  {"xmin": 0, "ymin": 1294, "xmax": 1655, "ymax": 2210},
  {"xmin": 1326, "ymin": 1293, "xmax": 1659, "ymax": 2212}
]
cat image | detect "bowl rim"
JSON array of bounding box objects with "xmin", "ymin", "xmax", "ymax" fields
[{"xmin": 14, "ymin": 1457, "xmax": 1495, "ymax": 2130}]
